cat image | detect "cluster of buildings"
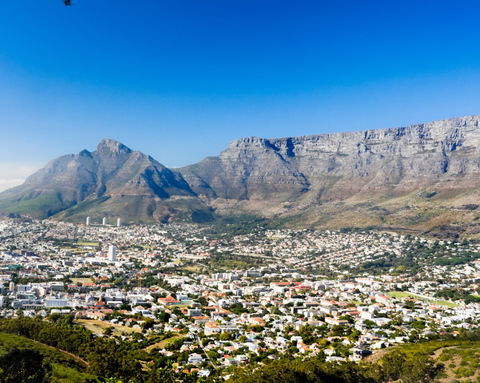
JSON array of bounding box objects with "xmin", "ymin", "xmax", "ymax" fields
[{"xmin": 0, "ymin": 218, "xmax": 479, "ymax": 374}]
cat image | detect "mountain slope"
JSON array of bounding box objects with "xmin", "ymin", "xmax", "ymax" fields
[
  {"xmin": 1, "ymin": 115, "xmax": 479, "ymax": 236},
  {"xmin": 0, "ymin": 139, "xmax": 212, "ymax": 223},
  {"xmin": 179, "ymin": 115, "xmax": 480, "ymax": 237}
]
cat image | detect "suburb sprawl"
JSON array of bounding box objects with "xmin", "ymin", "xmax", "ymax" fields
[{"xmin": 0, "ymin": 218, "xmax": 479, "ymax": 381}]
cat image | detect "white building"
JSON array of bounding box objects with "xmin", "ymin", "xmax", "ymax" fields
[
  {"xmin": 45, "ymin": 298, "xmax": 70, "ymax": 308},
  {"xmin": 108, "ymin": 245, "xmax": 117, "ymax": 262}
]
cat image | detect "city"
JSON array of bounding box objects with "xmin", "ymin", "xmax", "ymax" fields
[
  {"xmin": 1, "ymin": 1, "xmax": 480, "ymax": 382},
  {"xmin": 0, "ymin": 218, "xmax": 479, "ymax": 380}
]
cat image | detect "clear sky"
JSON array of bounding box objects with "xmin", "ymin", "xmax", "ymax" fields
[{"xmin": 1, "ymin": 0, "xmax": 480, "ymax": 191}]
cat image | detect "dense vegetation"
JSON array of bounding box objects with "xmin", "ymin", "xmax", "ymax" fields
[
  {"xmin": 0, "ymin": 316, "xmax": 171, "ymax": 382},
  {"xmin": 229, "ymin": 332, "xmax": 480, "ymax": 383},
  {"xmin": 0, "ymin": 316, "xmax": 479, "ymax": 382},
  {"xmin": 435, "ymin": 287, "xmax": 480, "ymax": 304},
  {"xmin": 0, "ymin": 348, "xmax": 51, "ymax": 383},
  {"xmin": 228, "ymin": 349, "xmax": 442, "ymax": 383}
]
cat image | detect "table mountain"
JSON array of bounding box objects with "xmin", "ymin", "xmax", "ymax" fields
[
  {"xmin": 1, "ymin": 115, "xmax": 480, "ymax": 237},
  {"xmin": 179, "ymin": 114, "xmax": 480, "ymax": 237}
]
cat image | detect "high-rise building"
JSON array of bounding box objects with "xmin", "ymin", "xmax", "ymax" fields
[
  {"xmin": 86, "ymin": 216, "xmax": 91, "ymax": 226},
  {"xmin": 102, "ymin": 217, "xmax": 107, "ymax": 226},
  {"xmin": 108, "ymin": 245, "xmax": 117, "ymax": 262},
  {"xmin": 116, "ymin": 218, "xmax": 121, "ymax": 227}
]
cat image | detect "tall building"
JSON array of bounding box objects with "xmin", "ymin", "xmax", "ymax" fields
[
  {"xmin": 116, "ymin": 218, "xmax": 121, "ymax": 227},
  {"xmin": 86, "ymin": 216, "xmax": 91, "ymax": 226},
  {"xmin": 108, "ymin": 245, "xmax": 117, "ymax": 262},
  {"xmin": 102, "ymin": 217, "xmax": 107, "ymax": 226}
]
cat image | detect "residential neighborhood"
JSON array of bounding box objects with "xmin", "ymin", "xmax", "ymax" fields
[{"xmin": 0, "ymin": 218, "xmax": 479, "ymax": 377}]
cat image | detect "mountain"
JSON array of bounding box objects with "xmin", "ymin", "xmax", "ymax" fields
[
  {"xmin": 179, "ymin": 115, "xmax": 480, "ymax": 238},
  {"xmin": 1, "ymin": 115, "xmax": 480, "ymax": 237},
  {"xmin": 0, "ymin": 139, "xmax": 213, "ymax": 223}
]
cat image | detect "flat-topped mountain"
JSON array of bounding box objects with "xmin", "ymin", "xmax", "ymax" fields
[
  {"xmin": 179, "ymin": 114, "xmax": 480, "ymax": 237},
  {"xmin": 1, "ymin": 115, "xmax": 479, "ymax": 236},
  {"xmin": 181, "ymin": 115, "xmax": 480, "ymax": 199}
]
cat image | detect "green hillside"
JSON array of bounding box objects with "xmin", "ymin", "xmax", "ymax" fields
[
  {"xmin": 0, "ymin": 192, "xmax": 68, "ymax": 218},
  {"xmin": 0, "ymin": 332, "xmax": 95, "ymax": 383},
  {"xmin": 227, "ymin": 339, "xmax": 480, "ymax": 383},
  {"xmin": 386, "ymin": 340, "xmax": 480, "ymax": 383}
]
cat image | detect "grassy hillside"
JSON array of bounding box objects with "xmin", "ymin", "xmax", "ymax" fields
[
  {"xmin": 0, "ymin": 332, "xmax": 95, "ymax": 383},
  {"xmin": 368, "ymin": 339, "xmax": 480, "ymax": 383},
  {"xmin": 435, "ymin": 342, "xmax": 480, "ymax": 382},
  {"xmin": 394, "ymin": 340, "xmax": 480, "ymax": 383},
  {"xmin": 0, "ymin": 192, "xmax": 68, "ymax": 218}
]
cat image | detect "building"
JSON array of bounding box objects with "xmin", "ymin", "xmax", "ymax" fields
[
  {"xmin": 45, "ymin": 298, "xmax": 70, "ymax": 308},
  {"xmin": 108, "ymin": 245, "xmax": 117, "ymax": 262}
]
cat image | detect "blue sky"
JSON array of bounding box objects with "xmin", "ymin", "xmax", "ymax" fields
[{"xmin": 1, "ymin": 0, "xmax": 480, "ymax": 190}]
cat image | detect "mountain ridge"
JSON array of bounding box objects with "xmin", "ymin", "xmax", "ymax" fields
[
  {"xmin": 180, "ymin": 114, "xmax": 480, "ymax": 200},
  {"xmin": 178, "ymin": 114, "xmax": 480, "ymax": 237},
  {"xmin": 1, "ymin": 115, "xmax": 480, "ymax": 237}
]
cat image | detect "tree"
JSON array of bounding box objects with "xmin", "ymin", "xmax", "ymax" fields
[
  {"xmin": 145, "ymin": 367, "xmax": 178, "ymax": 383},
  {"xmin": 228, "ymin": 358, "xmax": 376, "ymax": 383},
  {"xmin": 401, "ymin": 356, "xmax": 442, "ymax": 383},
  {"xmin": 157, "ymin": 311, "xmax": 170, "ymax": 323},
  {"xmin": 381, "ymin": 351, "xmax": 406, "ymax": 381},
  {"xmin": 363, "ymin": 319, "xmax": 376, "ymax": 329},
  {"xmin": 219, "ymin": 332, "xmax": 233, "ymax": 341},
  {"xmin": 142, "ymin": 318, "xmax": 155, "ymax": 331},
  {"xmin": 0, "ymin": 348, "xmax": 50, "ymax": 383}
]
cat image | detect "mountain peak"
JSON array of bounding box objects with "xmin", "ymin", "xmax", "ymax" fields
[
  {"xmin": 96, "ymin": 139, "xmax": 132, "ymax": 154},
  {"xmin": 1, "ymin": 114, "xmax": 480, "ymax": 234}
]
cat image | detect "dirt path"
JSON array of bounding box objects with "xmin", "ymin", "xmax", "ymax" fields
[
  {"xmin": 30, "ymin": 339, "xmax": 89, "ymax": 368},
  {"xmin": 432, "ymin": 345, "xmax": 455, "ymax": 359}
]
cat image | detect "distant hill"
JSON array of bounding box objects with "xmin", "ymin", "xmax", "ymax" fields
[{"xmin": 1, "ymin": 115, "xmax": 480, "ymax": 236}]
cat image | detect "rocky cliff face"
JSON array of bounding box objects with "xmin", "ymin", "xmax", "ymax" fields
[
  {"xmin": 179, "ymin": 115, "xmax": 480, "ymax": 237},
  {"xmin": 1, "ymin": 115, "xmax": 479, "ymax": 236},
  {"xmin": 182, "ymin": 115, "xmax": 480, "ymax": 199}
]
